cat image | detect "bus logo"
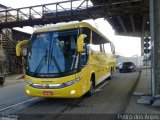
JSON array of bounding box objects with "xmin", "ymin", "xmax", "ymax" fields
[{"xmin": 45, "ymin": 84, "xmax": 49, "ymax": 88}]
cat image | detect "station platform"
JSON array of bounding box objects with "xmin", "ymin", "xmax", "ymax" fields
[
  {"xmin": 2, "ymin": 74, "xmax": 24, "ymax": 86},
  {"xmin": 125, "ymin": 68, "xmax": 160, "ymax": 114}
]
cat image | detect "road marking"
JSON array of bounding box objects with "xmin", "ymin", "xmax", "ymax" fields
[
  {"xmin": 0, "ymin": 82, "xmax": 109, "ymax": 111},
  {"xmin": 0, "ymin": 97, "xmax": 38, "ymax": 112},
  {"xmin": 94, "ymin": 88, "xmax": 102, "ymax": 93},
  {"xmin": 133, "ymin": 92, "xmax": 144, "ymax": 96},
  {"xmin": 94, "ymin": 81, "xmax": 109, "ymax": 93},
  {"xmin": 98, "ymin": 81, "xmax": 109, "ymax": 89}
]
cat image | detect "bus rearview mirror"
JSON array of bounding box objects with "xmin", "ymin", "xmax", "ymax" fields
[
  {"xmin": 77, "ymin": 34, "xmax": 87, "ymax": 53},
  {"xmin": 16, "ymin": 40, "xmax": 29, "ymax": 56}
]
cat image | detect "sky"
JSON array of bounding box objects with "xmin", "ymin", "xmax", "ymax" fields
[{"xmin": 0, "ymin": 0, "xmax": 141, "ymax": 57}]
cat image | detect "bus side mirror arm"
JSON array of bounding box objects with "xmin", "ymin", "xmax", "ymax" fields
[
  {"xmin": 77, "ymin": 34, "xmax": 87, "ymax": 53},
  {"xmin": 16, "ymin": 40, "xmax": 29, "ymax": 56}
]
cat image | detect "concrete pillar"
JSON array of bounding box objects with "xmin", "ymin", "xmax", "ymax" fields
[
  {"xmin": 150, "ymin": 0, "xmax": 160, "ymax": 96},
  {"xmin": 141, "ymin": 36, "xmax": 144, "ymax": 56}
]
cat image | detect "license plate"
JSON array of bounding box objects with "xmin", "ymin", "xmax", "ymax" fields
[{"xmin": 43, "ymin": 91, "xmax": 53, "ymax": 95}]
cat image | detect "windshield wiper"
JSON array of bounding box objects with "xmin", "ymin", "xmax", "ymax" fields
[
  {"xmin": 49, "ymin": 45, "xmax": 63, "ymax": 74},
  {"xmin": 34, "ymin": 49, "xmax": 48, "ymax": 74},
  {"xmin": 50, "ymin": 55, "xmax": 62, "ymax": 73}
]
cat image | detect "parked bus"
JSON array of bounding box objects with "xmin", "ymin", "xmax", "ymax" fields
[{"xmin": 16, "ymin": 22, "xmax": 116, "ymax": 98}]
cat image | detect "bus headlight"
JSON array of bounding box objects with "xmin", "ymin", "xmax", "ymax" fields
[
  {"xmin": 26, "ymin": 90, "xmax": 30, "ymax": 94},
  {"xmin": 26, "ymin": 81, "xmax": 33, "ymax": 86},
  {"xmin": 62, "ymin": 75, "xmax": 82, "ymax": 87}
]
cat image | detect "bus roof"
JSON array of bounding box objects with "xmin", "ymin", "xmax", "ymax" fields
[{"xmin": 34, "ymin": 22, "xmax": 112, "ymax": 43}]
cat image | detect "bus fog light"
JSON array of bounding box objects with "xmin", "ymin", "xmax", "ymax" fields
[
  {"xmin": 26, "ymin": 90, "xmax": 30, "ymax": 94},
  {"xmin": 70, "ymin": 90, "xmax": 76, "ymax": 95}
]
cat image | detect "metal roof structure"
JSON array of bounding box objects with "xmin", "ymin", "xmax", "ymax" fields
[
  {"xmin": 91, "ymin": 0, "xmax": 149, "ymax": 37},
  {"xmin": 0, "ymin": 0, "xmax": 149, "ymax": 37},
  {"xmin": 0, "ymin": 4, "xmax": 8, "ymax": 9}
]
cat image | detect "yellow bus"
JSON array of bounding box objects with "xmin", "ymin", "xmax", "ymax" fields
[{"xmin": 16, "ymin": 22, "xmax": 116, "ymax": 98}]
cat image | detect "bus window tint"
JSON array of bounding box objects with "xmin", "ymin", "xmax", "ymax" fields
[
  {"xmin": 27, "ymin": 30, "xmax": 79, "ymax": 75},
  {"xmin": 104, "ymin": 42, "xmax": 112, "ymax": 54},
  {"xmin": 90, "ymin": 31, "xmax": 100, "ymax": 52},
  {"xmin": 80, "ymin": 28, "xmax": 90, "ymax": 66}
]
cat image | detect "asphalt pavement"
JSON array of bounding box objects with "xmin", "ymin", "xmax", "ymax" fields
[{"xmin": 0, "ymin": 71, "xmax": 140, "ymax": 120}]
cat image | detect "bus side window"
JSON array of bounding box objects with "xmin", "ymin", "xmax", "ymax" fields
[
  {"xmin": 91, "ymin": 31, "xmax": 101, "ymax": 52},
  {"xmin": 100, "ymin": 44, "xmax": 105, "ymax": 53},
  {"xmin": 80, "ymin": 28, "xmax": 90, "ymax": 66},
  {"xmin": 80, "ymin": 43, "xmax": 87, "ymax": 66},
  {"xmin": 104, "ymin": 42, "xmax": 112, "ymax": 54}
]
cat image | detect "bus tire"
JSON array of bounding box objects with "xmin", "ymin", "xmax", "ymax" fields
[
  {"xmin": 86, "ymin": 76, "xmax": 94, "ymax": 97},
  {"xmin": 0, "ymin": 82, "xmax": 4, "ymax": 86},
  {"xmin": 108, "ymin": 68, "xmax": 113, "ymax": 80}
]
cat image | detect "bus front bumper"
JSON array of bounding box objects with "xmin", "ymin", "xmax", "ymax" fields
[{"xmin": 25, "ymin": 82, "xmax": 86, "ymax": 98}]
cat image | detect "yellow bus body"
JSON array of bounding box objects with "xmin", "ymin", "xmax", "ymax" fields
[{"xmin": 24, "ymin": 22, "xmax": 116, "ymax": 98}]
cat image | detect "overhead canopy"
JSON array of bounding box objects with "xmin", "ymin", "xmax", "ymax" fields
[{"xmin": 91, "ymin": 0, "xmax": 149, "ymax": 37}]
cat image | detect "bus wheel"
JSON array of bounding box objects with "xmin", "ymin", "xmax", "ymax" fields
[
  {"xmin": 108, "ymin": 68, "xmax": 113, "ymax": 80},
  {"xmin": 0, "ymin": 82, "xmax": 4, "ymax": 86},
  {"xmin": 86, "ymin": 79, "xmax": 94, "ymax": 97}
]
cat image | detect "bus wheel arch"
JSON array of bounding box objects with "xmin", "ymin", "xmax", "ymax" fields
[
  {"xmin": 91, "ymin": 73, "xmax": 95, "ymax": 87},
  {"xmin": 85, "ymin": 73, "xmax": 95, "ymax": 97},
  {"xmin": 108, "ymin": 67, "xmax": 114, "ymax": 80}
]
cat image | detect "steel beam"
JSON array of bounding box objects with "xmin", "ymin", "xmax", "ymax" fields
[
  {"xmin": 141, "ymin": 36, "xmax": 144, "ymax": 56},
  {"xmin": 142, "ymin": 14, "xmax": 147, "ymax": 34},
  {"xmin": 117, "ymin": 16, "xmax": 127, "ymax": 33},
  {"xmin": 150, "ymin": 0, "xmax": 160, "ymax": 96},
  {"xmin": 130, "ymin": 14, "xmax": 135, "ymax": 32},
  {"xmin": 0, "ymin": 0, "xmax": 149, "ymax": 37}
]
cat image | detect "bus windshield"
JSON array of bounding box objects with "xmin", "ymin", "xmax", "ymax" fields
[{"xmin": 26, "ymin": 29, "xmax": 79, "ymax": 77}]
